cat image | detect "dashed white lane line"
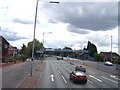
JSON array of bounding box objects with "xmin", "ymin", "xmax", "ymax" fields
[
  {"xmin": 88, "ymin": 80, "xmax": 93, "ymax": 84},
  {"xmin": 61, "ymin": 75, "xmax": 67, "ymax": 83},
  {"xmin": 89, "ymin": 75, "xmax": 102, "ymax": 82},
  {"xmin": 101, "ymin": 76, "xmax": 118, "ymax": 84},
  {"xmin": 57, "ymin": 69, "xmax": 61, "ymax": 74}
]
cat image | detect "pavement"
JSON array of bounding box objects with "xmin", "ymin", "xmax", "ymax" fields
[
  {"xmin": 1, "ymin": 61, "xmax": 45, "ymax": 89},
  {"xmin": 17, "ymin": 61, "xmax": 45, "ymax": 88},
  {"xmin": 1, "ymin": 61, "xmax": 22, "ymax": 68}
]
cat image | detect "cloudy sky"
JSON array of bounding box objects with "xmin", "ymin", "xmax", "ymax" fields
[{"xmin": 0, "ymin": 0, "xmax": 119, "ymax": 54}]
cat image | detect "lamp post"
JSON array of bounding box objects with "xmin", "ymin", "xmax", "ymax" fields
[
  {"xmin": 31, "ymin": 0, "xmax": 59, "ymax": 76},
  {"xmin": 31, "ymin": 0, "xmax": 39, "ymax": 76},
  {"xmin": 105, "ymin": 35, "xmax": 113, "ymax": 62}
]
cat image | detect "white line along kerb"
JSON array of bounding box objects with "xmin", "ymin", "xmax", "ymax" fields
[
  {"xmin": 88, "ymin": 80, "xmax": 93, "ymax": 84},
  {"xmin": 110, "ymin": 75, "xmax": 119, "ymax": 80},
  {"xmin": 50, "ymin": 74, "xmax": 54, "ymax": 81},
  {"xmin": 101, "ymin": 76, "xmax": 118, "ymax": 84}
]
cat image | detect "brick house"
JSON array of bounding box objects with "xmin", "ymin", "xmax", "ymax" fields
[
  {"xmin": 0, "ymin": 36, "xmax": 10, "ymax": 62},
  {"xmin": 99, "ymin": 52, "xmax": 119, "ymax": 63},
  {"xmin": 8, "ymin": 45, "xmax": 18, "ymax": 55}
]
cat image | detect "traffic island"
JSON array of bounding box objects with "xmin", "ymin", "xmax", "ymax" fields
[{"xmin": 17, "ymin": 62, "xmax": 45, "ymax": 88}]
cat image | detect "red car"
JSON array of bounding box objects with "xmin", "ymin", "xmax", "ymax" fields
[{"xmin": 69, "ymin": 71, "xmax": 87, "ymax": 83}]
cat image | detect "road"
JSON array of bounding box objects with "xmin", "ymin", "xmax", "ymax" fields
[
  {"xmin": 65, "ymin": 58, "xmax": 119, "ymax": 75},
  {"xmin": 38, "ymin": 57, "xmax": 119, "ymax": 89},
  {"xmin": 2, "ymin": 61, "xmax": 38, "ymax": 88}
]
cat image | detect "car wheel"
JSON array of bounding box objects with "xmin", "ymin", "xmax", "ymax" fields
[
  {"xmin": 69, "ymin": 75, "xmax": 72, "ymax": 80},
  {"xmin": 83, "ymin": 80, "xmax": 87, "ymax": 84},
  {"xmin": 73, "ymin": 80, "xmax": 76, "ymax": 83}
]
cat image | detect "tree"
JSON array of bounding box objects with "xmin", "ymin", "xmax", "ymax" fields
[
  {"xmin": 117, "ymin": 56, "xmax": 120, "ymax": 64},
  {"xmin": 52, "ymin": 48, "xmax": 62, "ymax": 56},
  {"xmin": 20, "ymin": 44, "xmax": 27, "ymax": 55},
  {"xmin": 19, "ymin": 44, "xmax": 28, "ymax": 62},
  {"xmin": 94, "ymin": 53, "xmax": 102, "ymax": 62},
  {"xmin": 63, "ymin": 47, "xmax": 72, "ymax": 50},
  {"xmin": 63, "ymin": 46, "xmax": 73, "ymax": 57},
  {"xmin": 83, "ymin": 47, "xmax": 87, "ymax": 50},
  {"xmin": 87, "ymin": 41, "xmax": 98, "ymax": 57},
  {"xmin": 27, "ymin": 39, "xmax": 43, "ymax": 57}
]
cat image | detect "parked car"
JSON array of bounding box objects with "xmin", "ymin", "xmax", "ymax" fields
[
  {"xmin": 75, "ymin": 65, "xmax": 86, "ymax": 72},
  {"xmin": 104, "ymin": 61, "xmax": 113, "ymax": 66},
  {"xmin": 69, "ymin": 71, "xmax": 87, "ymax": 83}
]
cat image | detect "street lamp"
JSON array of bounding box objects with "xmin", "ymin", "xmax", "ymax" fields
[
  {"xmin": 31, "ymin": 0, "xmax": 59, "ymax": 76},
  {"xmin": 105, "ymin": 35, "xmax": 113, "ymax": 62}
]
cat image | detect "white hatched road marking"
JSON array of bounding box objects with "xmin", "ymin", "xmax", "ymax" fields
[
  {"xmin": 61, "ymin": 75, "xmax": 67, "ymax": 83},
  {"xmin": 101, "ymin": 76, "xmax": 118, "ymax": 84},
  {"xmin": 58, "ymin": 69, "xmax": 61, "ymax": 74},
  {"xmin": 89, "ymin": 75, "xmax": 102, "ymax": 82},
  {"xmin": 88, "ymin": 80, "xmax": 93, "ymax": 84},
  {"xmin": 110, "ymin": 75, "xmax": 120, "ymax": 80},
  {"xmin": 56, "ymin": 66, "xmax": 58, "ymax": 69},
  {"xmin": 40, "ymin": 73, "xmax": 43, "ymax": 77}
]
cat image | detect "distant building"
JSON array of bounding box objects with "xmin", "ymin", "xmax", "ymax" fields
[
  {"xmin": 99, "ymin": 52, "xmax": 119, "ymax": 63},
  {"xmin": 0, "ymin": 36, "xmax": 10, "ymax": 62},
  {"xmin": 8, "ymin": 45, "xmax": 18, "ymax": 57}
]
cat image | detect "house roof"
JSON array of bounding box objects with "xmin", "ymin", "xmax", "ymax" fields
[
  {"xmin": 100, "ymin": 52, "xmax": 119, "ymax": 57},
  {"xmin": 0, "ymin": 36, "xmax": 9, "ymax": 45}
]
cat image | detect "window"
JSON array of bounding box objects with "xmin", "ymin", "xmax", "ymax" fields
[{"xmin": 4, "ymin": 45, "xmax": 8, "ymax": 49}]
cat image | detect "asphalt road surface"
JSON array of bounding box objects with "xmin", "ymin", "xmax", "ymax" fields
[
  {"xmin": 38, "ymin": 57, "xmax": 119, "ymax": 89},
  {"xmin": 2, "ymin": 61, "xmax": 38, "ymax": 88},
  {"xmin": 68, "ymin": 58, "xmax": 119, "ymax": 75}
]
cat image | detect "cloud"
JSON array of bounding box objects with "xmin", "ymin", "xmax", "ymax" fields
[
  {"xmin": 48, "ymin": 19, "xmax": 58, "ymax": 24},
  {"xmin": 2, "ymin": 29, "xmax": 28, "ymax": 41},
  {"xmin": 12, "ymin": 18, "xmax": 34, "ymax": 24},
  {"xmin": 40, "ymin": 2, "xmax": 118, "ymax": 32},
  {"xmin": 67, "ymin": 25, "xmax": 90, "ymax": 34},
  {"xmin": 86, "ymin": 31, "xmax": 118, "ymax": 49}
]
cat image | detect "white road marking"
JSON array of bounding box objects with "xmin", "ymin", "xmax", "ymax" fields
[
  {"xmin": 101, "ymin": 76, "xmax": 118, "ymax": 84},
  {"xmin": 58, "ymin": 69, "xmax": 61, "ymax": 74},
  {"xmin": 50, "ymin": 74, "xmax": 54, "ymax": 81},
  {"xmin": 61, "ymin": 75, "xmax": 67, "ymax": 83},
  {"xmin": 56, "ymin": 66, "xmax": 58, "ymax": 69},
  {"xmin": 89, "ymin": 75, "xmax": 102, "ymax": 82},
  {"xmin": 110, "ymin": 75, "xmax": 119, "ymax": 80},
  {"xmin": 88, "ymin": 80, "xmax": 93, "ymax": 84},
  {"xmin": 40, "ymin": 73, "xmax": 43, "ymax": 77}
]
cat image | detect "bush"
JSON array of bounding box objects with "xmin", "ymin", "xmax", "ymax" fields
[
  {"xmin": 8, "ymin": 59, "xmax": 14, "ymax": 62},
  {"xmin": 19, "ymin": 54, "xmax": 28, "ymax": 62},
  {"xmin": 118, "ymin": 57, "xmax": 120, "ymax": 64},
  {"xmin": 94, "ymin": 53, "xmax": 103, "ymax": 62}
]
